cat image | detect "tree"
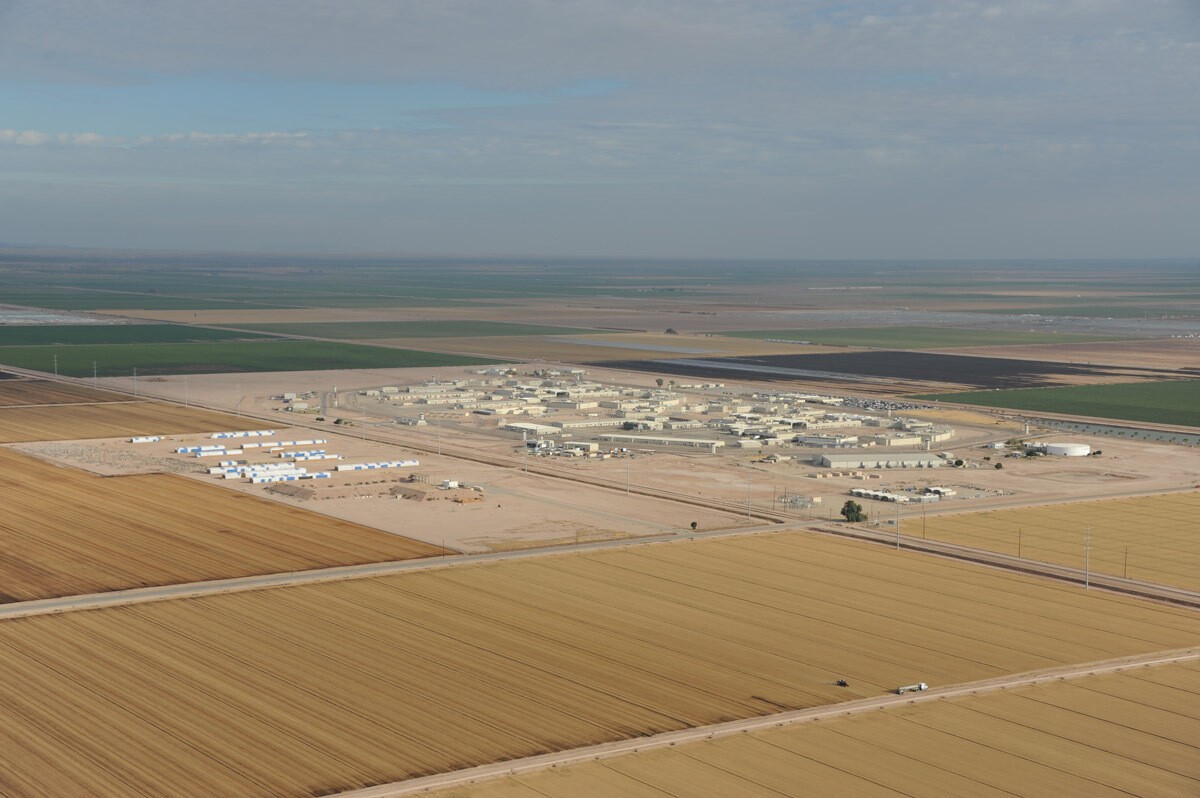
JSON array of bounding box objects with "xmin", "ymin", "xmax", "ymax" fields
[
  {"xmin": 840, "ymin": 500, "xmax": 867, "ymax": 522},
  {"xmin": 655, "ymin": 378, "xmax": 665, "ymax": 387},
  {"xmin": 690, "ymin": 521, "xmax": 698, "ymax": 531},
  {"xmin": 665, "ymin": 328, "xmax": 678, "ymax": 335},
  {"xmin": 994, "ymin": 462, "xmax": 1003, "ymax": 469},
  {"xmin": 953, "ymin": 459, "xmax": 964, "ymax": 467}
]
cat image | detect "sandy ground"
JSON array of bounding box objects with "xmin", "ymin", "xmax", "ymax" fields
[
  {"xmin": 46, "ymin": 364, "xmax": 1196, "ymax": 553},
  {"xmin": 23, "ymin": 420, "xmax": 749, "ymax": 554}
]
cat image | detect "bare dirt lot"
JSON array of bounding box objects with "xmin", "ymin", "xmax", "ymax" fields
[
  {"xmin": 436, "ymin": 660, "xmax": 1200, "ymax": 798},
  {"xmin": 0, "ymin": 447, "xmax": 439, "ymax": 602},
  {"xmin": 28, "ymin": 425, "xmax": 749, "ymax": 553},
  {"xmin": 2, "ymin": 531, "xmax": 1198, "ymax": 797}
]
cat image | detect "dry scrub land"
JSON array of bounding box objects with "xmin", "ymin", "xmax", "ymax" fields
[
  {"xmin": 2, "ymin": 532, "xmax": 1199, "ymax": 796},
  {"xmin": 903, "ymin": 491, "xmax": 1200, "ymax": 591},
  {"xmin": 438, "ymin": 660, "xmax": 1200, "ymax": 798},
  {"xmin": 0, "ymin": 448, "xmax": 438, "ymax": 602}
]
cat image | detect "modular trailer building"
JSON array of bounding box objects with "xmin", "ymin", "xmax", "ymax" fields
[{"xmin": 817, "ymin": 453, "xmax": 944, "ymax": 469}]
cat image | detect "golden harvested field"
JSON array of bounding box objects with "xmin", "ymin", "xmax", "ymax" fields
[
  {"xmin": 903, "ymin": 492, "xmax": 1200, "ymax": 592},
  {"xmin": 0, "ymin": 378, "xmax": 125, "ymax": 406},
  {"xmin": 2, "ymin": 532, "xmax": 1200, "ymax": 796},
  {"xmin": 439, "ymin": 660, "xmax": 1200, "ymax": 798},
  {"xmin": 0, "ymin": 400, "xmax": 255, "ymax": 442},
  {"xmin": 0, "ymin": 448, "xmax": 439, "ymax": 602}
]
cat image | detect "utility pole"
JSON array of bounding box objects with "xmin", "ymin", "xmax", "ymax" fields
[
  {"xmin": 746, "ymin": 461, "xmax": 752, "ymax": 520},
  {"xmin": 133, "ymin": 367, "xmax": 138, "ymax": 397},
  {"xmin": 1018, "ymin": 528, "xmax": 1023, "ymax": 559},
  {"xmin": 895, "ymin": 503, "xmax": 900, "ymax": 550},
  {"xmin": 183, "ymin": 375, "xmax": 188, "ymax": 407},
  {"xmin": 236, "ymin": 382, "xmax": 241, "ymax": 416},
  {"xmin": 1124, "ymin": 546, "xmax": 1129, "ymax": 579},
  {"xmin": 52, "ymin": 354, "xmax": 58, "ymax": 381},
  {"xmin": 92, "ymin": 361, "xmax": 97, "ymax": 389},
  {"xmin": 1084, "ymin": 526, "xmax": 1091, "ymax": 589}
]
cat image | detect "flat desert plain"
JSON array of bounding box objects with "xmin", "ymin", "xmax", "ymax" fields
[
  {"xmin": 1, "ymin": 532, "xmax": 1198, "ymax": 796},
  {"xmin": 434, "ymin": 660, "xmax": 1200, "ymax": 798},
  {"xmin": 0, "ymin": 448, "xmax": 438, "ymax": 602},
  {"xmin": 903, "ymin": 491, "xmax": 1200, "ymax": 591}
]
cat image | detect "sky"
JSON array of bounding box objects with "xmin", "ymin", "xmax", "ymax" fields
[{"xmin": 0, "ymin": 0, "xmax": 1197, "ymax": 259}]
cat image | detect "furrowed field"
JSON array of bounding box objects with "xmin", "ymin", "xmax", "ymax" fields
[
  {"xmin": 0, "ymin": 378, "xmax": 125, "ymax": 406},
  {"xmin": 718, "ymin": 326, "xmax": 1131, "ymax": 349},
  {"xmin": 437, "ymin": 661, "xmax": 1200, "ymax": 797},
  {"xmin": 902, "ymin": 492, "xmax": 1200, "ymax": 591},
  {"xmin": 916, "ymin": 380, "xmax": 1200, "ymax": 427},
  {"xmin": 0, "ymin": 401, "xmax": 263, "ymax": 442},
  {"xmin": 230, "ymin": 320, "xmax": 601, "ymax": 339},
  {"xmin": 0, "ymin": 340, "xmax": 504, "ymax": 377},
  {"xmin": 1, "ymin": 532, "xmax": 1198, "ymax": 796},
  {"xmin": 0, "ymin": 448, "xmax": 438, "ymax": 602}
]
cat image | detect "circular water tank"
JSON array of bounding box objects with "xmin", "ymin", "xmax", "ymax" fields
[{"xmin": 1045, "ymin": 442, "xmax": 1091, "ymax": 457}]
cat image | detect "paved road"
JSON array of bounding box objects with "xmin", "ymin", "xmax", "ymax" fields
[{"xmin": 333, "ymin": 646, "xmax": 1200, "ymax": 797}]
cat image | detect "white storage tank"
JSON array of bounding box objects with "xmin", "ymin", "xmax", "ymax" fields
[{"xmin": 1045, "ymin": 442, "xmax": 1091, "ymax": 457}]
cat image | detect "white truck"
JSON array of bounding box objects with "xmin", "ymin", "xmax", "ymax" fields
[{"xmin": 896, "ymin": 682, "xmax": 929, "ymax": 694}]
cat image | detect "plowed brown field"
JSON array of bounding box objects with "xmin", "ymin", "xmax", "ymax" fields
[
  {"xmin": 366, "ymin": 333, "xmax": 834, "ymax": 363},
  {"xmin": 0, "ymin": 379, "xmax": 123, "ymax": 406},
  {"xmin": 0, "ymin": 400, "xmax": 255, "ymax": 442},
  {"xmin": 1, "ymin": 532, "xmax": 1198, "ymax": 796},
  {"xmin": 438, "ymin": 660, "xmax": 1200, "ymax": 797},
  {"xmin": 902, "ymin": 491, "xmax": 1200, "ymax": 591},
  {"xmin": 0, "ymin": 448, "xmax": 439, "ymax": 602}
]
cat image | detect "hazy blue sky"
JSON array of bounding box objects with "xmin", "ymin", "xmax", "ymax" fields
[{"xmin": 1, "ymin": 1, "xmax": 1197, "ymax": 258}]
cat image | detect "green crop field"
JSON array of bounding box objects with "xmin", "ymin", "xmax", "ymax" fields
[
  {"xmin": 232, "ymin": 320, "xmax": 602, "ymax": 339},
  {"xmin": 915, "ymin": 380, "xmax": 1200, "ymax": 427},
  {"xmin": 0, "ymin": 325, "xmax": 277, "ymax": 346},
  {"xmin": 0, "ymin": 341, "xmax": 504, "ymax": 377},
  {"xmin": 717, "ymin": 326, "xmax": 1133, "ymax": 349}
]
